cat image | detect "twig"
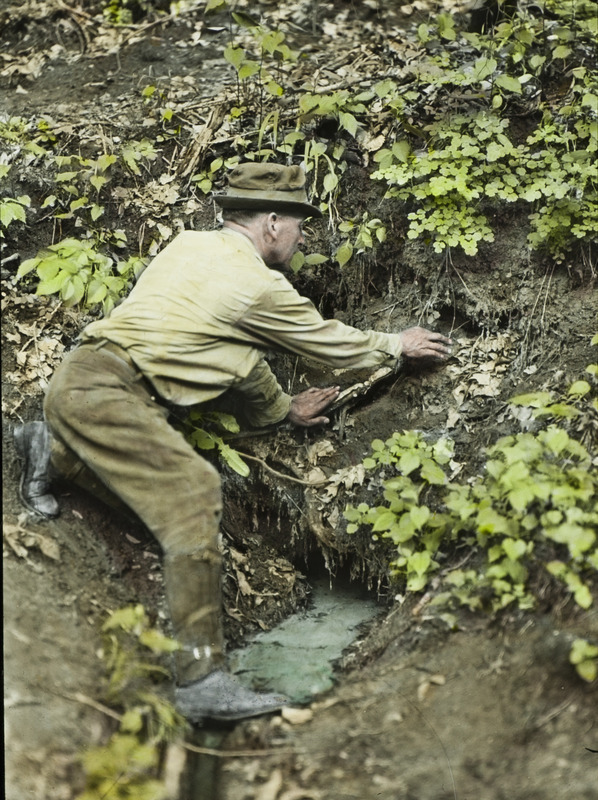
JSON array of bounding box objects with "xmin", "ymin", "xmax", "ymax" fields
[
  {"xmin": 70, "ymin": 691, "xmax": 123, "ymax": 722},
  {"xmin": 236, "ymin": 451, "xmax": 330, "ymax": 486},
  {"xmin": 182, "ymin": 741, "xmax": 296, "ymax": 759},
  {"xmin": 66, "ymin": 691, "xmax": 296, "ymax": 758}
]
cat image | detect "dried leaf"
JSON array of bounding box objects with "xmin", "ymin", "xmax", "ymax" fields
[
  {"xmin": 306, "ymin": 439, "xmax": 335, "ymax": 465},
  {"xmin": 255, "ymin": 769, "xmax": 284, "ymax": 800},
  {"xmin": 234, "ymin": 569, "xmax": 255, "ymax": 596},
  {"xmin": 36, "ymin": 533, "xmax": 60, "ymax": 561},
  {"xmin": 281, "ymin": 707, "xmax": 313, "ymax": 725}
]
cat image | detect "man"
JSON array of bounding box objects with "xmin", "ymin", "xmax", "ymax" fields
[{"xmin": 15, "ymin": 162, "xmax": 451, "ymax": 723}]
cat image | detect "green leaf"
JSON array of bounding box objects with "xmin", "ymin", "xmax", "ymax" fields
[
  {"xmin": 568, "ymin": 380, "xmax": 590, "ymax": 397},
  {"xmin": 410, "ymin": 505, "xmax": 430, "ymax": 530},
  {"xmin": 65, "ymin": 275, "xmax": 87, "ymax": 305},
  {"xmin": 139, "ymin": 628, "xmax": 180, "ymax": 653},
  {"xmin": 399, "ymin": 451, "xmax": 420, "ymax": 475},
  {"xmin": 231, "ymin": 10, "xmax": 259, "ymax": 29},
  {"xmin": 37, "ymin": 271, "xmax": 69, "ymax": 296},
  {"xmin": 552, "ymin": 45, "xmax": 572, "ymax": 60},
  {"xmin": 372, "ymin": 510, "xmax": 396, "ymax": 532},
  {"xmin": 90, "ymin": 204, "xmax": 104, "ymax": 221},
  {"xmin": 508, "ymin": 485, "xmax": 535, "ymax": 512},
  {"xmin": 218, "ymin": 443, "xmax": 250, "ymax": 477},
  {"xmin": 471, "ymin": 56, "xmax": 497, "ymax": 82},
  {"xmin": 55, "ymin": 171, "xmax": 79, "ymax": 182},
  {"xmin": 120, "ymin": 708, "xmax": 144, "ymax": 734},
  {"xmin": 535, "ymin": 403, "xmax": 580, "ymax": 419},
  {"xmin": 16, "ymin": 257, "xmax": 39, "ymax": 278},
  {"xmin": 546, "ymin": 523, "xmax": 596, "ymax": 558},
  {"xmin": 476, "ymin": 507, "xmax": 510, "ymax": 535},
  {"xmin": 408, "ymin": 550, "xmax": 431, "ymax": 576},
  {"xmin": 191, "ymin": 429, "xmax": 216, "ymax": 450},
  {"xmin": 335, "ymin": 241, "xmax": 353, "ymax": 267},
  {"xmin": 1, "ymin": 200, "xmax": 27, "ymax": 227},
  {"xmin": 420, "ymin": 459, "xmax": 446, "ymax": 485},
  {"xmin": 574, "ymin": 584, "xmax": 593, "ymax": 610},
  {"xmin": 509, "ymin": 392, "xmax": 553, "ymax": 407},
  {"xmin": 495, "ymin": 74, "xmax": 523, "ymax": 94},
  {"xmin": 339, "ymin": 112, "xmax": 358, "ymax": 137},
  {"xmin": 502, "ymin": 538, "xmax": 527, "ymax": 561},
  {"xmin": 90, "ymin": 175, "xmax": 108, "ymax": 192},
  {"xmin": 265, "ymin": 80, "xmax": 284, "ymax": 97},
  {"xmin": 86, "ymin": 279, "xmax": 108, "ymax": 306},
  {"xmin": 238, "ymin": 61, "xmax": 259, "ymax": 80},
  {"xmin": 305, "ymin": 253, "xmax": 328, "ymax": 265},
  {"xmin": 407, "ymin": 573, "xmax": 428, "ymax": 592},
  {"xmin": 323, "ymin": 171, "xmax": 338, "ymax": 194},
  {"xmin": 290, "ymin": 252, "xmax": 305, "ymax": 273},
  {"xmin": 417, "ymin": 23, "xmax": 430, "ymax": 43},
  {"xmin": 575, "ymin": 659, "xmax": 597, "ymax": 682},
  {"xmin": 541, "ymin": 426, "xmax": 570, "ymax": 455}
]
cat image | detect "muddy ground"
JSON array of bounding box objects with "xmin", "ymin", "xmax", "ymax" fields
[{"xmin": 2, "ymin": 2, "xmax": 598, "ymax": 799}]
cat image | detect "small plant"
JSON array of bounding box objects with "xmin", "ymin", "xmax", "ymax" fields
[
  {"xmin": 16, "ymin": 237, "xmax": 147, "ymax": 313},
  {"xmin": 45, "ymin": 152, "xmax": 118, "ymax": 225},
  {"xmin": 334, "ymin": 212, "xmax": 387, "ymax": 267},
  {"xmin": 344, "ymin": 348, "xmax": 597, "ymax": 680},
  {"xmin": 0, "ymin": 195, "xmax": 30, "ymax": 236},
  {"xmin": 223, "ymin": 10, "xmax": 298, "ymax": 104},
  {"xmin": 103, "ymin": 0, "xmax": 155, "ymax": 26},
  {"xmin": 77, "ymin": 604, "xmax": 186, "ymax": 800},
  {"xmin": 570, "ymin": 637, "xmax": 598, "ymax": 682},
  {"xmin": 372, "ymin": 110, "xmax": 598, "ymax": 258},
  {"xmin": 121, "ymin": 138, "xmax": 159, "ymax": 176},
  {"xmin": 183, "ymin": 409, "xmax": 250, "ymax": 477},
  {"xmin": 0, "ymin": 115, "xmax": 56, "ymax": 156}
]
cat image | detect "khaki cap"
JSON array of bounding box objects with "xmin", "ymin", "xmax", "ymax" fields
[{"xmin": 214, "ymin": 162, "xmax": 322, "ymax": 218}]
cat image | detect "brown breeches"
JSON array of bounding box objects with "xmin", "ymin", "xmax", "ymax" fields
[{"xmin": 43, "ymin": 342, "xmax": 225, "ymax": 683}]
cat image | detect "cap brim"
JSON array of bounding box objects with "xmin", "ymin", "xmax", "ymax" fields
[{"xmin": 214, "ymin": 193, "xmax": 323, "ymax": 219}]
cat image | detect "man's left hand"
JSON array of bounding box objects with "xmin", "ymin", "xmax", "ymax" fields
[{"xmin": 287, "ymin": 386, "xmax": 340, "ymax": 427}]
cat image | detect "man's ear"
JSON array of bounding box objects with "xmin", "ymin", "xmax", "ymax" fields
[{"xmin": 265, "ymin": 212, "xmax": 279, "ymax": 239}]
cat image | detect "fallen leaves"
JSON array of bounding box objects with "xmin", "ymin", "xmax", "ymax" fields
[
  {"xmin": 444, "ymin": 331, "xmax": 520, "ymax": 429},
  {"xmin": 417, "ymin": 672, "xmax": 446, "ymax": 702},
  {"xmin": 3, "ymin": 513, "xmax": 61, "ymax": 564},
  {"xmin": 224, "ymin": 543, "xmax": 307, "ymax": 632}
]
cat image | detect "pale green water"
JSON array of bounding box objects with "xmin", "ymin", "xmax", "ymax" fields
[{"xmin": 230, "ymin": 574, "xmax": 381, "ymax": 703}]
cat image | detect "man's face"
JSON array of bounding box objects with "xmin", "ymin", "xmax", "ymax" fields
[{"xmin": 269, "ymin": 213, "xmax": 305, "ymax": 269}]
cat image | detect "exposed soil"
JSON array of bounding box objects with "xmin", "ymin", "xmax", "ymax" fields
[{"xmin": 2, "ymin": 2, "xmax": 598, "ymax": 799}]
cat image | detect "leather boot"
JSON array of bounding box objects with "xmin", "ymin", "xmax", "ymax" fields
[
  {"xmin": 175, "ymin": 669, "xmax": 288, "ymax": 724},
  {"xmin": 164, "ymin": 549, "xmax": 227, "ymax": 685},
  {"xmin": 14, "ymin": 422, "xmax": 60, "ymax": 519}
]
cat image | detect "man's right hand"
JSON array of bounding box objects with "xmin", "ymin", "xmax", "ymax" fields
[
  {"xmin": 287, "ymin": 386, "xmax": 341, "ymax": 427},
  {"xmin": 399, "ymin": 327, "xmax": 452, "ymax": 360}
]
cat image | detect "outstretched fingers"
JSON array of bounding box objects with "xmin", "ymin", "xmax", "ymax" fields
[
  {"xmin": 399, "ymin": 327, "xmax": 453, "ymax": 360},
  {"xmin": 288, "ymin": 385, "xmax": 341, "ymax": 427}
]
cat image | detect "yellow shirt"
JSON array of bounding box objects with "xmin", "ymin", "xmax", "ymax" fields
[{"xmin": 82, "ymin": 228, "xmax": 403, "ymax": 426}]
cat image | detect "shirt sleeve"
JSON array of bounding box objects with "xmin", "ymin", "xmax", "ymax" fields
[
  {"xmin": 237, "ymin": 272, "xmax": 403, "ymax": 370},
  {"xmin": 233, "ymin": 358, "xmax": 292, "ymax": 428}
]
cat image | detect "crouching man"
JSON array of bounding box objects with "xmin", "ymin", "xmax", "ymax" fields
[{"xmin": 15, "ymin": 161, "xmax": 451, "ymax": 723}]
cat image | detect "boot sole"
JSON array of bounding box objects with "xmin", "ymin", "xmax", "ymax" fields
[{"xmin": 187, "ymin": 702, "xmax": 287, "ymax": 726}]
